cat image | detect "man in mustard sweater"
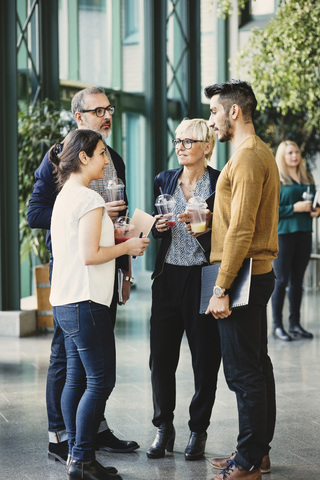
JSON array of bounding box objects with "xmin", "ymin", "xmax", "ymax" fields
[{"xmin": 204, "ymin": 80, "xmax": 280, "ymax": 480}]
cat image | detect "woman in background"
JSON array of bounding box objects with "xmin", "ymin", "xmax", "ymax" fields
[
  {"xmin": 49, "ymin": 129, "xmax": 149, "ymax": 480},
  {"xmin": 272, "ymin": 140, "xmax": 320, "ymax": 341}
]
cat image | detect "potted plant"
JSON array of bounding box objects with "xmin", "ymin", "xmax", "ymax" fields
[{"xmin": 18, "ymin": 99, "xmax": 75, "ymax": 327}]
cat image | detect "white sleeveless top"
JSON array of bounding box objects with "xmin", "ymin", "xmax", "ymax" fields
[{"xmin": 50, "ymin": 183, "xmax": 115, "ymax": 307}]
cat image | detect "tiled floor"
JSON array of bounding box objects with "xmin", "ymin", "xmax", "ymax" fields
[{"xmin": 0, "ymin": 284, "xmax": 319, "ymax": 480}]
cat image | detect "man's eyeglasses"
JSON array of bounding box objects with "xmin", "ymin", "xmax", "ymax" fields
[
  {"xmin": 80, "ymin": 105, "xmax": 115, "ymax": 117},
  {"xmin": 172, "ymin": 139, "xmax": 204, "ymax": 150}
]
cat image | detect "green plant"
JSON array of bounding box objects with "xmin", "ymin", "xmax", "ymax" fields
[
  {"xmin": 236, "ymin": 0, "xmax": 320, "ymax": 132},
  {"xmin": 233, "ymin": 0, "xmax": 320, "ymax": 170},
  {"xmin": 18, "ymin": 99, "xmax": 76, "ymax": 264},
  {"xmin": 254, "ymin": 108, "xmax": 320, "ymax": 172}
]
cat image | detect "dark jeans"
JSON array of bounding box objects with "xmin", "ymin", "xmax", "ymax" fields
[
  {"xmin": 271, "ymin": 231, "xmax": 312, "ymax": 329},
  {"xmin": 46, "ymin": 259, "xmax": 118, "ymax": 437},
  {"xmin": 53, "ymin": 301, "xmax": 115, "ymax": 462},
  {"xmin": 218, "ymin": 271, "xmax": 276, "ymax": 471},
  {"xmin": 150, "ymin": 263, "xmax": 221, "ymax": 432},
  {"xmin": 46, "ymin": 312, "xmax": 67, "ymax": 435}
]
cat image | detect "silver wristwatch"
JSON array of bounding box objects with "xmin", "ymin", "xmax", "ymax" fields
[{"xmin": 213, "ymin": 285, "xmax": 229, "ymax": 298}]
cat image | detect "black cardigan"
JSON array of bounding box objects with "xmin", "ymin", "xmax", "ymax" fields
[{"xmin": 151, "ymin": 165, "xmax": 220, "ymax": 279}]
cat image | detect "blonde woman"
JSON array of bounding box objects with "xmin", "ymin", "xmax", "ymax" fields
[
  {"xmin": 147, "ymin": 119, "xmax": 221, "ymax": 461},
  {"xmin": 272, "ymin": 140, "xmax": 320, "ymax": 341}
]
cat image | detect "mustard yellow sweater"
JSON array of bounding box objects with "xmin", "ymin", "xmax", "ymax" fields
[{"xmin": 210, "ymin": 135, "xmax": 280, "ymax": 289}]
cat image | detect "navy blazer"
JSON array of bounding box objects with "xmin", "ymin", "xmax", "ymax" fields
[
  {"xmin": 27, "ymin": 145, "xmax": 128, "ymax": 270},
  {"xmin": 151, "ymin": 165, "xmax": 220, "ymax": 279}
]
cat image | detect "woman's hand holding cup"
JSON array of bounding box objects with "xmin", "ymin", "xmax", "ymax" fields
[
  {"xmin": 155, "ymin": 213, "xmax": 173, "ymax": 232},
  {"xmin": 105, "ymin": 200, "xmax": 127, "ymax": 221},
  {"xmin": 155, "ymin": 194, "xmax": 176, "ymax": 230},
  {"xmin": 178, "ymin": 211, "xmax": 211, "ymax": 237},
  {"xmin": 177, "ymin": 212, "xmax": 193, "ymax": 235},
  {"xmin": 293, "ymin": 200, "xmax": 312, "ymax": 213}
]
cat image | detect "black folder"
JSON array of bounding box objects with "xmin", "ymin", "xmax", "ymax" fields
[{"xmin": 199, "ymin": 258, "xmax": 252, "ymax": 314}]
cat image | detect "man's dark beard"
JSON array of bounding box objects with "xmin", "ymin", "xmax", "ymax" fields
[{"xmin": 219, "ymin": 117, "xmax": 232, "ymax": 143}]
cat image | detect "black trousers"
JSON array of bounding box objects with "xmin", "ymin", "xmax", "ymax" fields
[
  {"xmin": 149, "ymin": 263, "xmax": 221, "ymax": 432},
  {"xmin": 271, "ymin": 231, "xmax": 312, "ymax": 329},
  {"xmin": 219, "ymin": 270, "xmax": 276, "ymax": 470}
]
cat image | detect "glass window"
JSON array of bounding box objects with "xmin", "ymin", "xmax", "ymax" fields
[
  {"xmin": 79, "ymin": 0, "xmax": 106, "ymax": 11},
  {"xmin": 122, "ymin": 0, "xmax": 144, "ymax": 92},
  {"xmin": 78, "ymin": 0, "xmax": 110, "ymax": 86},
  {"xmin": 123, "ymin": 113, "xmax": 148, "ymax": 273},
  {"xmin": 251, "ymin": 0, "xmax": 275, "ymax": 15},
  {"xmin": 124, "ymin": 0, "xmax": 139, "ymax": 43},
  {"xmin": 124, "ymin": 113, "xmax": 145, "ymax": 211},
  {"xmin": 58, "ymin": 0, "xmax": 111, "ymax": 85}
]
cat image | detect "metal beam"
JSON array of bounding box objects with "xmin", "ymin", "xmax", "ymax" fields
[
  {"xmin": 145, "ymin": 0, "xmax": 168, "ymax": 177},
  {"xmin": 40, "ymin": 0, "xmax": 60, "ymax": 101},
  {"xmin": 216, "ymin": 15, "xmax": 229, "ymax": 169},
  {"xmin": 0, "ymin": 0, "xmax": 20, "ymax": 310},
  {"xmin": 144, "ymin": 0, "xmax": 167, "ymax": 270},
  {"xmin": 187, "ymin": 0, "xmax": 201, "ymax": 118}
]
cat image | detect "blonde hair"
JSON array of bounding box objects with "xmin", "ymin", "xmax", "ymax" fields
[
  {"xmin": 175, "ymin": 118, "xmax": 215, "ymax": 167},
  {"xmin": 275, "ymin": 140, "xmax": 313, "ymax": 185}
]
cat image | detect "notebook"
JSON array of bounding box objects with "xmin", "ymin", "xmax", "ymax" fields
[{"xmin": 199, "ymin": 258, "xmax": 252, "ymax": 314}]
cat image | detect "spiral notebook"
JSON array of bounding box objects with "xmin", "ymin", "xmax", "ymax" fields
[{"xmin": 199, "ymin": 258, "xmax": 252, "ymax": 314}]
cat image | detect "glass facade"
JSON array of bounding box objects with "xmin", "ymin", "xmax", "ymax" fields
[{"xmin": 8, "ymin": 0, "xmax": 280, "ymax": 303}]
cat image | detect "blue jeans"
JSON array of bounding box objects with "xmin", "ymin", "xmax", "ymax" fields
[
  {"xmin": 271, "ymin": 231, "xmax": 312, "ymax": 329},
  {"xmin": 53, "ymin": 300, "xmax": 115, "ymax": 462},
  {"xmin": 47, "ymin": 259, "xmax": 118, "ymax": 439},
  {"xmin": 218, "ymin": 271, "xmax": 276, "ymax": 470}
]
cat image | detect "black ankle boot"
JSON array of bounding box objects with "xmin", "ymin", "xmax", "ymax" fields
[
  {"xmin": 48, "ymin": 440, "xmax": 68, "ymax": 464},
  {"xmin": 289, "ymin": 324, "xmax": 313, "ymax": 339},
  {"xmin": 273, "ymin": 327, "xmax": 292, "ymax": 341},
  {"xmin": 184, "ymin": 431, "xmax": 207, "ymax": 460},
  {"xmin": 67, "ymin": 458, "xmax": 122, "ymax": 480},
  {"xmin": 67, "ymin": 456, "xmax": 118, "ymax": 475},
  {"xmin": 146, "ymin": 423, "xmax": 175, "ymax": 459}
]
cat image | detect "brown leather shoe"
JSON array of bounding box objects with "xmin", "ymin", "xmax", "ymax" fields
[
  {"xmin": 260, "ymin": 455, "xmax": 270, "ymax": 473},
  {"xmin": 211, "ymin": 451, "xmax": 236, "ymax": 469},
  {"xmin": 210, "ymin": 460, "xmax": 262, "ymax": 480},
  {"xmin": 211, "ymin": 453, "xmax": 270, "ymax": 474}
]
